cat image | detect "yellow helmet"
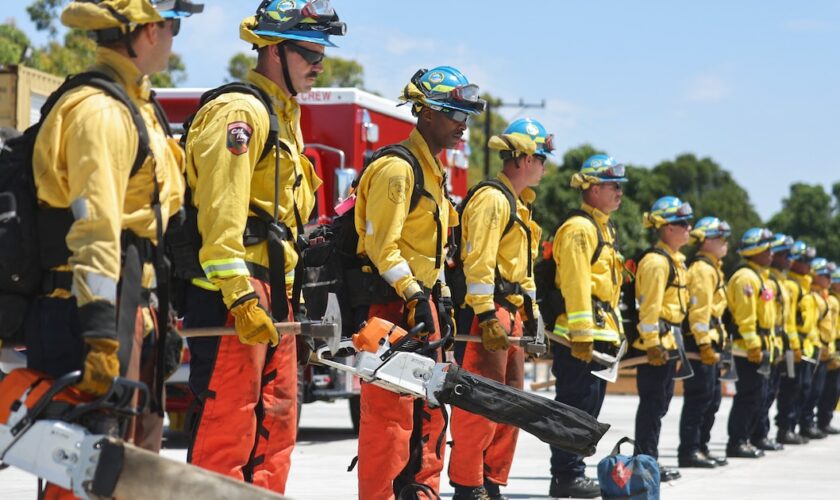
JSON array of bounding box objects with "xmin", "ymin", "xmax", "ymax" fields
[{"xmin": 62, "ymin": 0, "xmax": 202, "ymax": 36}]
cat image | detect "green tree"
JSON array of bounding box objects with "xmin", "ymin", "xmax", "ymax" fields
[
  {"xmin": 315, "ymin": 56, "xmax": 363, "ymax": 88},
  {"xmin": 26, "ymin": 0, "xmax": 63, "ymax": 37},
  {"xmin": 0, "ymin": 22, "xmax": 31, "ymax": 66},
  {"xmin": 227, "ymin": 52, "xmax": 256, "ymax": 82},
  {"xmin": 466, "ymin": 94, "xmax": 509, "ymax": 185},
  {"xmin": 768, "ymin": 183, "xmax": 840, "ymax": 263},
  {"xmin": 150, "ymin": 52, "xmax": 186, "ymax": 88}
]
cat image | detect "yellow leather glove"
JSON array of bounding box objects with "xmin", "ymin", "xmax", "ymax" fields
[
  {"xmin": 647, "ymin": 345, "xmax": 668, "ymax": 366},
  {"xmin": 570, "ymin": 340, "xmax": 594, "ymax": 363},
  {"xmin": 747, "ymin": 347, "xmax": 763, "ymax": 364},
  {"xmin": 479, "ymin": 318, "xmax": 510, "ymax": 352},
  {"xmin": 699, "ymin": 343, "xmax": 720, "ymax": 366},
  {"xmin": 820, "ymin": 348, "xmax": 831, "ymax": 362},
  {"xmin": 230, "ymin": 296, "xmax": 279, "ymax": 346},
  {"xmin": 828, "ymin": 357, "xmax": 840, "ymax": 371},
  {"xmin": 76, "ymin": 338, "xmax": 120, "ymax": 396},
  {"xmin": 793, "ymin": 349, "xmax": 802, "ymax": 363}
]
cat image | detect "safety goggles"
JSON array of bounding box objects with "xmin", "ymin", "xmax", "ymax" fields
[
  {"xmin": 286, "ymin": 42, "xmax": 325, "ymax": 65},
  {"xmin": 793, "ymin": 245, "xmax": 817, "ymax": 260},
  {"xmin": 256, "ymin": 0, "xmax": 346, "ymax": 36},
  {"xmin": 717, "ymin": 220, "xmax": 732, "ymax": 238},
  {"xmin": 151, "ymin": 0, "xmax": 204, "ymax": 15},
  {"xmin": 674, "ymin": 201, "xmax": 693, "ymax": 218},
  {"xmin": 541, "ymin": 134, "xmax": 556, "ymax": 154},
  {"xmin": 410, "ymin": 70, "xmax": 487, "ymax": 113}
]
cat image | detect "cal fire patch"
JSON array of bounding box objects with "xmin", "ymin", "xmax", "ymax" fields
[{"xmin": 227, "ymin": 122, "xmax": 253, "ymax": 156}]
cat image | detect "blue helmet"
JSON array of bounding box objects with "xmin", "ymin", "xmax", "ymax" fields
[
  {"xmin": 691, "ymin": 216, "xmax": 731, "ymax": 243},
  {"xmin": 245, "ymin": 0, "xmax": 346, "ymax": 48},
  {"xmin": 401, "ymin": 66, "xmax": 487, "ymax": 118},
  {"xmin": 790, "ymin": 241, "xmax": 817, "ymax": 262},
  {"xmin": 152, "ymin": 0, "xmax": 204, "ymax": 19},
  {"xmin": 503, "ymin": 118, "xmax": 555, "ymax": 157},
  {"xmin": 738, "ymin": 227, "xmax": 775, "ymax": 257},
  {"xmin": 580, "ymin": 154, "xmax": 628, "ymax": 183},
  {"xmin": 770, "ymin": 233, "xmax": 794, "ymax": 254},
  {"xmin": 832, "ymin": 266, "xmax": 840, "ymax": 284},
  {"xmin": 811, "ymin": 258, "xmax": 834, "ymax": 277},
  {"xmin": 644, "ymin": 196, "xmax": 693, "ymax": 228}
]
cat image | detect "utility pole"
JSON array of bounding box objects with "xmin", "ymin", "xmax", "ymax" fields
[{"xmin": 483, "ymin": 98, "xmax": 546, "ymax": 179}]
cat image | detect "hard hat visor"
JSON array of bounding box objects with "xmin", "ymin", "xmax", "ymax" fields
[
  {"xmin": 675, "ymin": 201, "xmax": 693, "ymax": 218},
  {"xmin": 151, "ymin": 0, "xmax": 203, "ymax": 18}
]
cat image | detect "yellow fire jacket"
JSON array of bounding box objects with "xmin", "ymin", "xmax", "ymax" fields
[
  {"xmin": 790, "ymin": 271, "xmax": 818, "ymax": 358},
  {"xmin": 34, "ymin": 48, "xmax": 184, "ymax": 307},
  {"xmin": 812, "ymin": 288, "xmax": 833, "ymax": 353},
  {"xmin": 551, "ymin": 203, "xmax": 623, "ymax": 345},
  {"xmin": 460, "ymin": 173, "xmax": 540, "ymax": 316},
  {"xmin": 726, "ymin": 261, "xmax": 776, "ymax": 352},
  {"xmin": 830, "ymin": 292, "xmax": 840, "ymax": 352},
  {"xmin": 634, "ymin": 241, "xmax": 688, "ymax": 351},
  {"xmin": 184, "ymin": 70, "xmax": 318, "ymax": 308},
  {"xmin": 768, "ymin": 268, "xmax": 796, "ymax": 352},
  {"xmin": 783, "ymin": 277, "xmax": 803, "ymax": 351},
  {"xmin": 686, "ymin": 252, "xmax": 726, "ymax": 346},
  {"xmin": 355, "ymin": 129, "xmax": 458, "ymax": 299}
]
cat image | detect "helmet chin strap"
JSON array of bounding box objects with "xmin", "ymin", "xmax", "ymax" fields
[{"xmin": 278, "ymin": 42, "xmax": 298, "ymax": 97}]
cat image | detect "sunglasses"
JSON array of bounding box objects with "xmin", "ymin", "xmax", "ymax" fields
[
  {"xmin": 434, "ymin": 107, "xmax": 471, "ymax": 124},
  {"xmin": 158, "ymin": 18, "xmax": 181, "ymax": 37},
  {"xmin": 669, "ymin": 220, "xmax": 690, "ymax": 228},
  {"xmin": 285, "ymin": 42, "xmax": 325, "ymax": 65}
]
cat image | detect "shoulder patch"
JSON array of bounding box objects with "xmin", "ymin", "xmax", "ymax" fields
[
  {"xmin": 388, "ymin": 175, "xmax": 408, "ymax": 204},
  {"xmin": 226, "ymin": 121, "xmax": 252, "ymax": 155}
]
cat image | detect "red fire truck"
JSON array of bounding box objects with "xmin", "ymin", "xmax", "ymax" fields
[{"xmin": 155, "ymin": 86, "xmax": 471, "ymax": 433}]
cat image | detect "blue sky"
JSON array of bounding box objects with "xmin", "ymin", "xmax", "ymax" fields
[{"xmin": 6, "ymin": 1, "xmax": 840, "ymax": 219}]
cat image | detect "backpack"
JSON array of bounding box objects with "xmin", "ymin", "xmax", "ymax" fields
[
  {"xmin": 300, "ymin": 144, "xmax": 429, "ymax": 336},
  {"xmin": 721, "ymin": 264, "xmax": 776, "ymax": 340},
  {"xmin": 619, "ymin": 247, "xmax": 679, "ymax": 344},
  {"xmin": 597, "ymin": 437, "xmax": 660, "ymax": 500},
  {"xmin": 534, "ymin": 209, "xmax": 616, "ymax": 326},
  {"xmin": 445, "ymin": 178, "xmax": 527, "ymax": 311},
  {"xmin": 0, "ymin": 71, "xmax": 152, "ymax": 345}
]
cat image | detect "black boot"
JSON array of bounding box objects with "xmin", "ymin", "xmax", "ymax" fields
[
  {"xmin": 483, "ymin": 481, "xmax": 507, "ymax": 500},
  {"xmin": 751, "ymin": 437, "xmax": 784, "ymax": 451},
  {"xmin": 777, "ymin": 430, "xmax": 808, "ymax": 445},
  {"xmin": 548, "ymin": 476, "xmax": 600, "ymax": 499},
  {"xmin": 819, "ymin": 424, "xmax": 840, "ymax": 435},
  {"xmin": 801, "ymin": 425, "xmax": 827, "ymax": 440},
  {"xmin": 452, "ymin": 485, "xmax": 491, "ymax": 500},
  {"xmin": 700, "ymin": 446, "xmax": 728, "ymax": 466},
  {"xmin": 726, "ymin": 442, "xmax": 764, "ymax": 458},
  {"xmin": 657, "ymin": 463, "xmax": 682, "ymax": 482},
  {"xmin": 677, "ymin": 450, "xmax": 717, "ymax": 468}
]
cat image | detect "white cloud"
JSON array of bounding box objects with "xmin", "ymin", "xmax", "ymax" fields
[{"xmin": 685, "ymin": 73, "xmax": 730, "ymax": 103}]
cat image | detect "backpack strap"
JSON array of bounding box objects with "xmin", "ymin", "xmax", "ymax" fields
[
  {"xmin": 689, "ymin": 254, "xmax": 723, "ymax": 292},
  {"xmin": 359, "ymin": 144, "xmax": 447, "ymax": 270},
  {"xmin": 557, "ymin": 209, "xmax": 610, "ymax": 266},
  {"xmin": 42, "ymin": 71, "xmax": 151, "ymax": 178}
]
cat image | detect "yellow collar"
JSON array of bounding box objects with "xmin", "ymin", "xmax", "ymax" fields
[
  {"xmin": 407, "ymin": 129, "xmax": 444, "ymax": 178},
  {"xmin": 697, "ymin": 251, "xmax": 721, "ymax": 267},
  {"xmin": 93, "ymin": 47, "xmax": 150, "ymax": 101},
  {"xmin": 247, "ymin": 69, "xmax": 300, "ymax": 121},
  {"xmin": 581, "ymin": 202, "xmax": 610, "ymax": 225},
  {"xmin": 497, "ymin": 172, "xmax": 536, "ymax": 204},
  {"xmin": 656, "ymin": 240, "xmax": 686, "ymax": 264}
]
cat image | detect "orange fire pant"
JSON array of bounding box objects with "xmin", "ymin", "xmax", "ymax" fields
[
  {"xmin": 357, "ymin": 299, "xmax": 446, "ymax": 500},
  {"xmin": 448, "ymin": 305, "xmax": 525, "ymax": 488},
  {"xmin": 185, "ymin": 278, "xmax": 297, "ymax": 493}
]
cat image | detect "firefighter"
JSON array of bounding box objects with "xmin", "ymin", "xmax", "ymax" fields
[
  {"xmin": 725, "ymin": 228, "xmax": 777, "ymax": 458},
  {"xmin": 798, "ymin": 257, "xmax": 835, "ymax": 437},
  {"xmin": 787, "ymin": 241, "xmax": 823, "ymax": 440},
  {"xmin": 817, "ymin": 265, "xmax": 840, "ymax": 434},
  {"xmin": 447, "ymin": 119, "xmax": 549, "ymax": 500},
  {"xmin": 632, "ymin": 196, "xmax": 692, "ymax": 482},
  {"xmin": 767, "ymin": 234, "xmax": 807, "ymax": 446},
  {"xmin": 354, "ymin": 66, "xmax": 485, "ymax": 500},
  {"xmin": 545, "ymin": 154, "xmax": 626, "ymax": 498},
  {"xmin": 29, "ymin": 0, "xmax": 201, "ymax": 496},
  {"xmin": 180, "ymin": 1, "xmax": 344, "ymax": 493},
  {"xmin": 747, "ymin": 233, "xmax": 789, "ymax": 453},
  {"xmin": 677, "ymin": 217, "xmax": 730, "ymax": 468}
]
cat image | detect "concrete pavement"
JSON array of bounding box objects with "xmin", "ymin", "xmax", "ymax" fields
[{"xmin": 2, "ymin": 381, "xmax": 839, "ymax": 498}]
